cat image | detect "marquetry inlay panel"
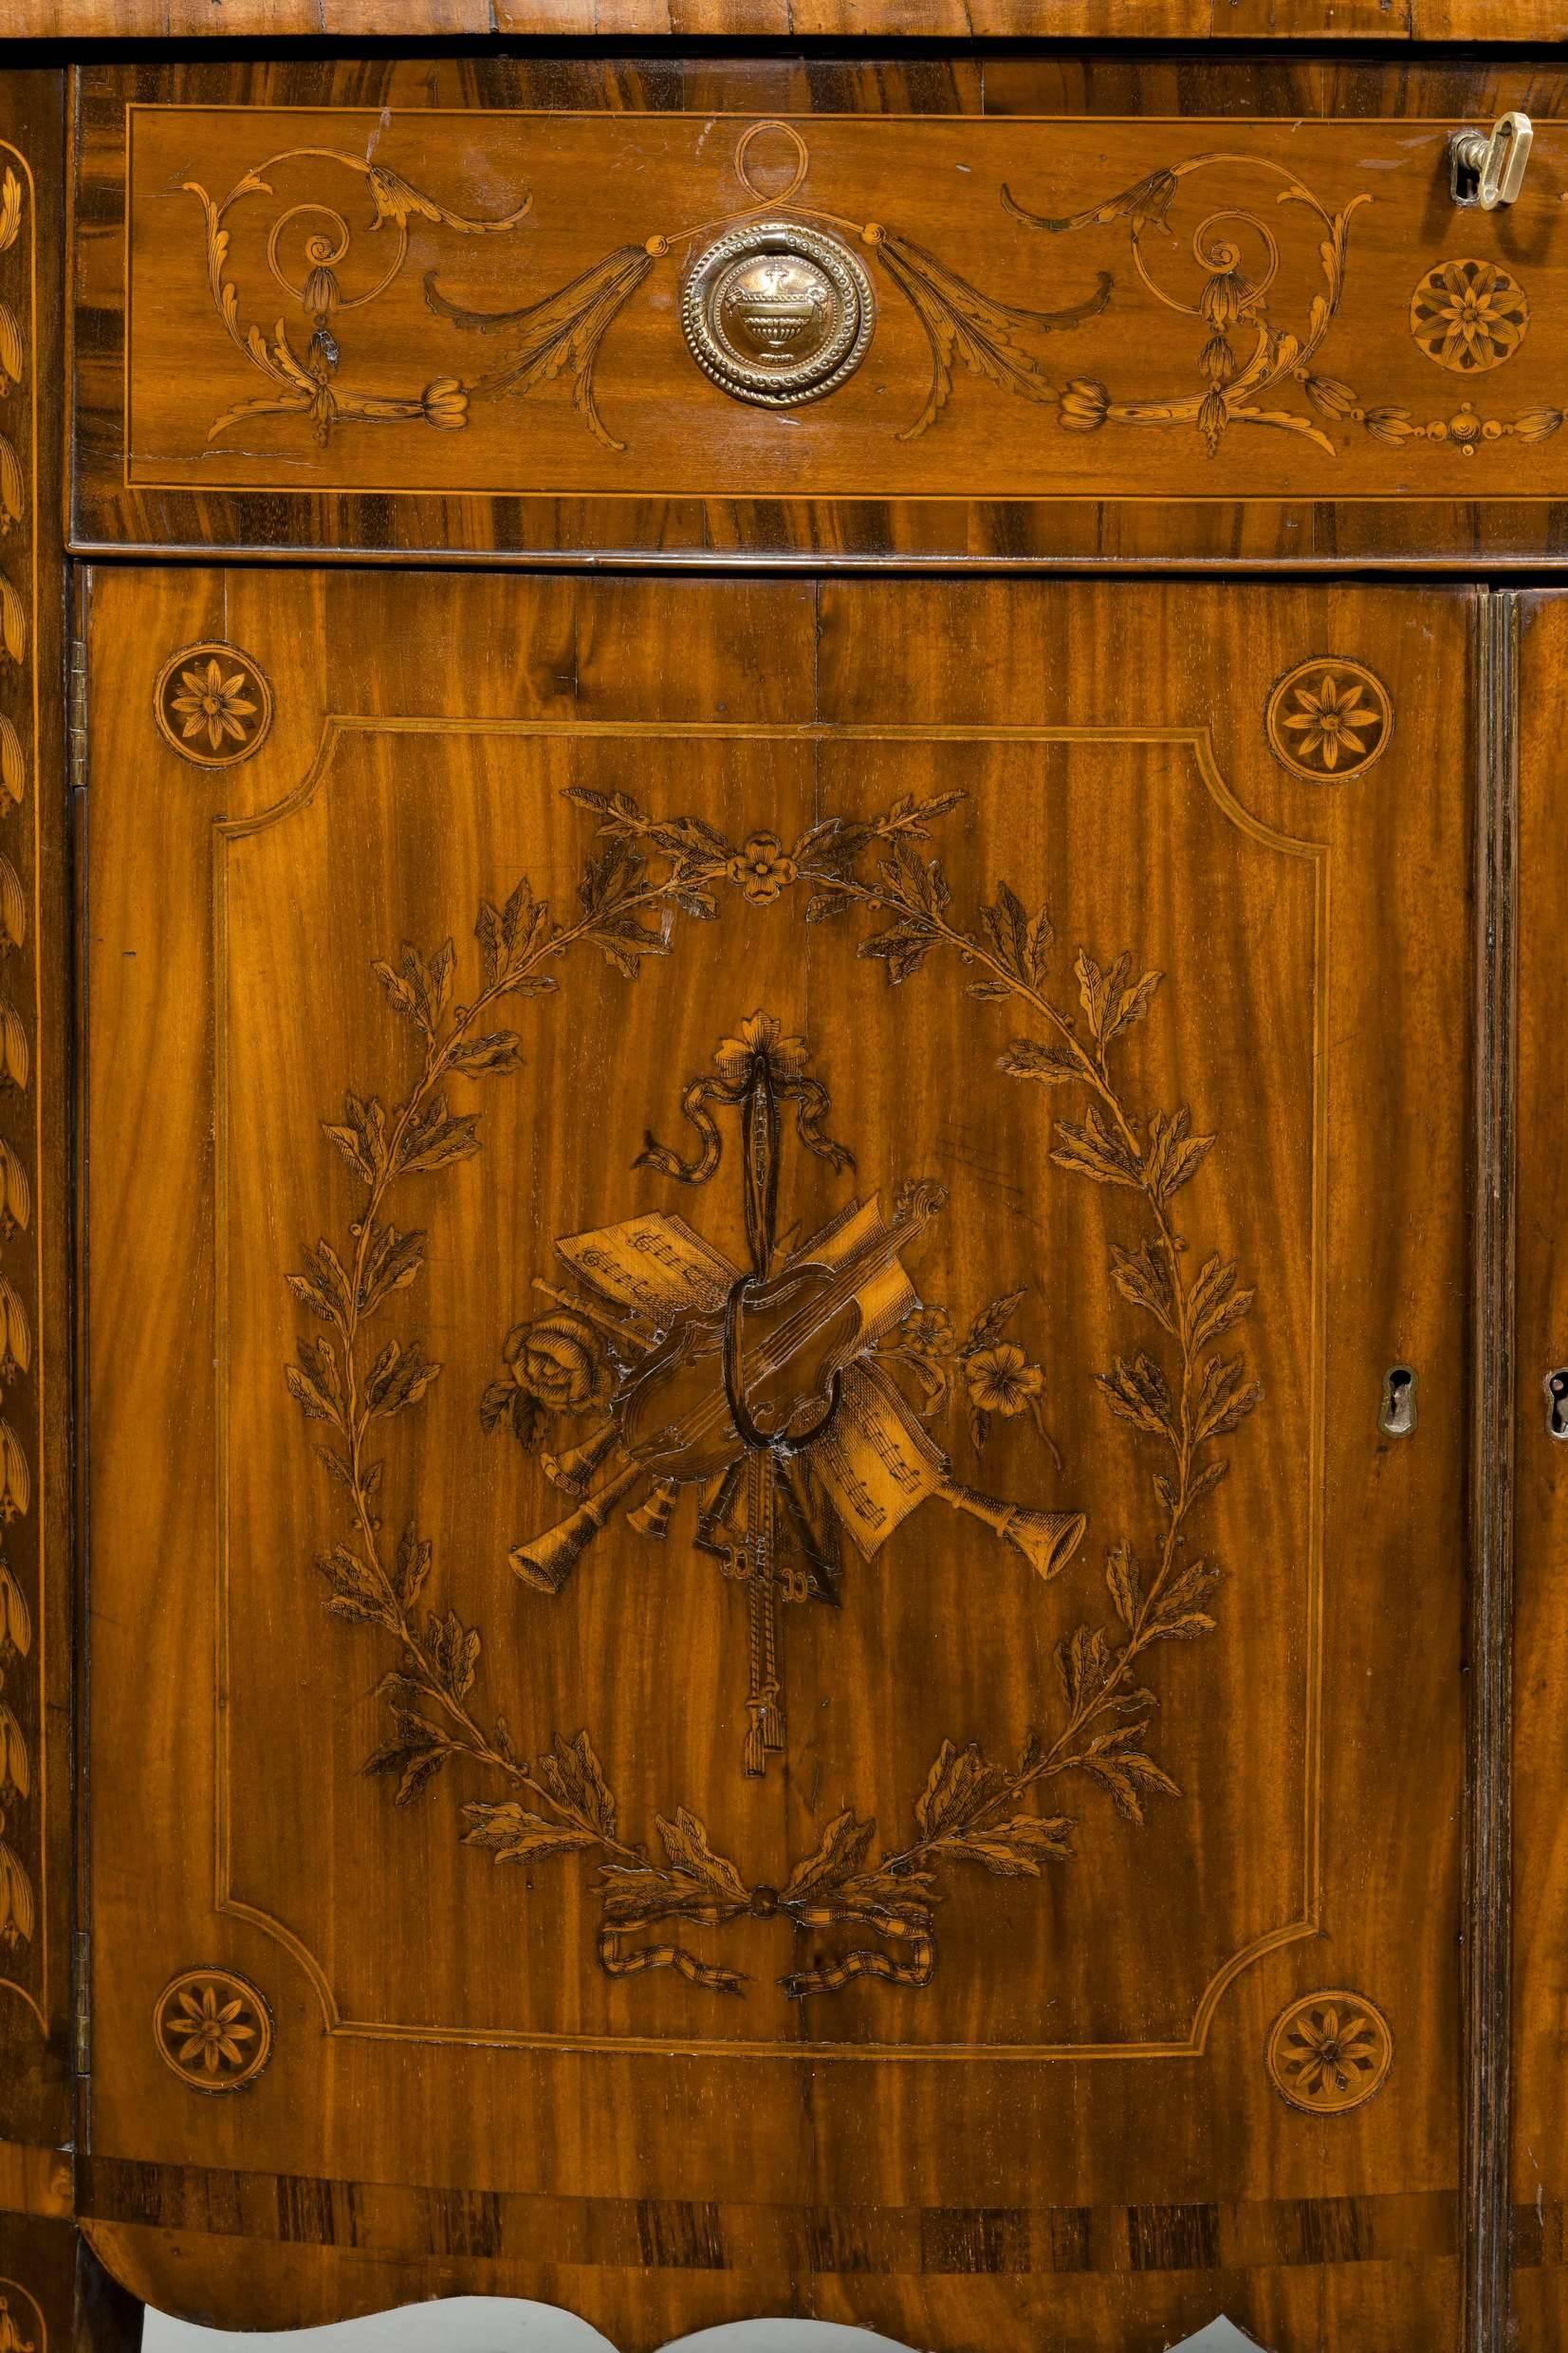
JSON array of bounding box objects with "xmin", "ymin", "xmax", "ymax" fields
[
  {"xmin": 80, "ymin": 567, "xmax": 1472, "ymax": 2351},
  {"xmin": 94, "ymin": 106, "xmax": 1568, "ymax": 524}
]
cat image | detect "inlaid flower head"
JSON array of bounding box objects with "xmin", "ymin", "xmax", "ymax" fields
[
  {"xmin": 902, "ymin": 1306, "xmax": 957, "ymax": 1362},
  {"xmin": 504, "ymin": 1313, "xmax": 614, "ymax": 1417},
  {"xmin": 1411, "ymin": 257, "xmax": 1529, "ymax": 375},
  {"xmin": 420, "ymin": 377, "xmax": 469, "ymax": 432},
  {"xmin": 725, "ymin": 833, "xmax": 798, "ymax": 906},
  {"xmin": 155, "ymin": 641, "xmax": 273, "ymax": 769},
  {"xmin": 1280, "ymin": 673, "xmax": 1378, "ymax": 772},
  {"xmin": 1267, "ymin": 1989, "xmax": 1393, "ymax": 2114},
  {"xmin": 713, "ymin": 1012, "xmax": 808, "ymax": 1087},
  {"xmin": 169, "ymin": 657, "xmax": 258, "ymax": 755},
  {"xmin": 965, "ymin": 1343, "xmax": 1044, "ymax": 1417},
  {"xmin": 1266, "ymin": 657, "xmax": 1393, "ymax": 783},
  {"xmin": 172, "ymin": 1982, "xmax": 257, "ymax": 2077},
  {"xmin": 1057, "ymin": 378, "xmax": 1109, "ymax": 434},
  {"xmin": 1282, "ymin": 2003, "xmax": 1376, "ymax": 2100}
]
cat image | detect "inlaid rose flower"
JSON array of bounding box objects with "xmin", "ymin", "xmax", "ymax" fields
[{"xmin": 504, "ymin": 1313, "xmax": 614, "ymax": 1417}]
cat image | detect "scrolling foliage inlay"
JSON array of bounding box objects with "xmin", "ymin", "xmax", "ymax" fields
[
  {"xmin": 1007, "ymin": 162, "xmax": 1560, "ymax": 460},
  {"xmin": 285, "ymin": 788, "xmax": 1261, "ymax": 2002},
  {"xmin": 193, "ymin": 120, "xmax": 1116, "ymax": 454},
  {"xmin": 182, "ymin": 146, "xmax": 533, "ymax": 446},
  {"xmin": 176, "ymin": 121, "xmax": 1562, "ymax": 470},
  {"xmin": 425, "ymin": 118, "xmax": 1116, "ymax": 452}
]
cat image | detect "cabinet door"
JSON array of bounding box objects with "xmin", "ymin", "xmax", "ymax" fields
[{"xmin": 82, "ymin": 572, "xmax": 1475, "ymax": 2353}]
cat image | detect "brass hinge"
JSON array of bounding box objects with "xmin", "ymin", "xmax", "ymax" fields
[
  {"xmin": 67, "ymin": 639, "xmax": 87, "ymax": 793},
  {"xmin": 72, "ymin": 1929, "xmax": 90, "ymax": 2076}
]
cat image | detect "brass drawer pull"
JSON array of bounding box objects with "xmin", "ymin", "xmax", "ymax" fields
[
  {"xmin": 1449, "ymin": 111, "xmax": 1533, "ymax": 210},
  {"xmin": 681, "ymin": 219, "xmax": 876, "ymax": 410}
]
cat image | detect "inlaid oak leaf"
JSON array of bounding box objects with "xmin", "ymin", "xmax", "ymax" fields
[
  {"xmin": 784, "ymin": 1809, "xmax": 877, "ymax": 1902},
  {"xmin": 656, "ymin": 1808, "xmax": 748, "ymax": 1902},
  {"xmin": 945, "ymin": 1813, "xmax": 1074, "ymax": 1877},
  {"xmin": 460, "ymin": 1803, "xmax": 597, "ymax": 1863}
]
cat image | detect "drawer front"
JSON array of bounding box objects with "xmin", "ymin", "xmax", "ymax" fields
[{"xmin": 75, "ymin": 60, "xmax": 1568, "ymax": 565}]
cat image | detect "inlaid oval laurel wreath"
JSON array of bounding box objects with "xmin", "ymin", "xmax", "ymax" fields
[{"xmin": 286, "ymin": 787, "xmax": 1262, "ymax": 2001}]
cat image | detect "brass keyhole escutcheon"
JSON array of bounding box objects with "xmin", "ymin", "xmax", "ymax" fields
[{"xmin": 681, "ymin": 220, "xmax": 876, "ymax": 411}]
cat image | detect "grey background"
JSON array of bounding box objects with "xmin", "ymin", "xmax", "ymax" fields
[{"xmin": 143, "ymin": 2309, "xmax": 1259, "ymax": 2351}]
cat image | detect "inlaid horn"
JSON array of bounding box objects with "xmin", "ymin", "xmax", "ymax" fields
[
  {"xmin": 937, "ymin": 1481, "xmax": 1087, "ymax": 1583},
  {"xmin": 509, "ymin": 1455, "xmax": 644, "ymax": 1594},
  {"xmin": 542, "ymin": 1417, "xmax": 621, "ymax": 1497},
  {"xmin": 626, "ymin": 1475, "xmax": 679, "ymax": 1540}
]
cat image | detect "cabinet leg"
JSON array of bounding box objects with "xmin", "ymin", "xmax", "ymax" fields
[{"xmin": 0, "ymin": 2213, "xmax": 142, "ymax": 2351}]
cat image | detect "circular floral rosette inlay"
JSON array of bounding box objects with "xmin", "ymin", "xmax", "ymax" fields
[
  {"xmin": 1410, "ymin": 259, "xmax": 1528, "ymax": 375},
  {"xmin": 726, "ymin": 833, "xmax": 799, "ymax": 905},
  {"xmin": 1266, "ymin": 658, "xmax": 1393, "ymax": 783},
  {"xmin": 154, "ymin": 641, "xmax": 273, "ymax": 769},
  {"xmin": 154, "ymin": 1966, "xmax": 273, "ymax": 2092},
  {"xmin": 1267, "ymin": 1989, "xmax": 1393, "ymax": 2115}
]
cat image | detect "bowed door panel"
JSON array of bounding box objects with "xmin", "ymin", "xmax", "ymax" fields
[{"xmin": 81, "ymin": 571, "xmax": 1473, "ymax": 2353}]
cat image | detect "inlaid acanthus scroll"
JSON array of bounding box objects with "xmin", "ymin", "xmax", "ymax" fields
[
  {"xmin": 182, "ymin": 147, "xmax": 533, "ymax": 446},
  {"xmin": 286, "ymin": 787, "xmax": 1262, "ymax": 2003},
  {"xmin": 1003, "ymin": 160, "xmax": 1561, "ymax": 461},
  {"xmin": 425, "ymin": 120, "xmax": 1114, "ymax": 451},
  {"xmin": 192, "ymin": 120, "xmax": 1114, "ymax": 454},
  {"xmin": 177, "ymin": 123, "xmax": 1556, "ymax": 471},
  {"xmin": 1002, "ymin": 154, "xmax": 1370, "ymax": 459}
]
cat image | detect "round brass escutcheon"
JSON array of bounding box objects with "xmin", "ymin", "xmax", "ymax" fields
[{"xmin": 681, "ymin": 221, "xmax": 876, "ymax": 411}]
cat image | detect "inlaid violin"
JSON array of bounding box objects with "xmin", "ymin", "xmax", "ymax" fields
[{"xmin": 617, "ymin": 1178, "xmax": 948, "ymax": 1483}]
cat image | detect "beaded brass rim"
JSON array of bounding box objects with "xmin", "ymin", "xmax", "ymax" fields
[{"xmin": 681, "ymin": 219, "xmax": 876, "ymax": 411}]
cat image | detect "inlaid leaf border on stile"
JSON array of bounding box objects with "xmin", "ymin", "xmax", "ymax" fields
[
  {"xmin": 0, "ymin": 140, "xmax": 47, "ymax": 2036},
  {"xmin": 209, "ymin": 713, "xmax": 1330, "ymax": 2064}
]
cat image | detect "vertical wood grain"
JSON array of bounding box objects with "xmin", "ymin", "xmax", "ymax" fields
[
  {"xmin": 1466, "ymin": 593, "xmax": 1518, "ymax": 2353},
  {"xmin": 1506, "ymin": 590, "xmax": 1568, "ymax": 2353}
]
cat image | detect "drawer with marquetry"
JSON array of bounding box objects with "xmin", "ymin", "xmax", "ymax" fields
[{"xmin": 72, "ymin": 81, "xmax": 1568, "ymax": 565}]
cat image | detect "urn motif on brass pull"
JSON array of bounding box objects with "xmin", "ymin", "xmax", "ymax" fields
[{"xmin": 681, "ymin": 220, "xmax": 876, "ymax": 410}]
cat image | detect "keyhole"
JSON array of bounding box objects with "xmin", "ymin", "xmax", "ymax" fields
[
  {"xmin": 1380, "ymin": 1365, "xmax": 1417, "ymax": 1438},
  {"xmin": 1545, "ymin": 1369, "xmax": 1568, "ymax": 1441}
]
